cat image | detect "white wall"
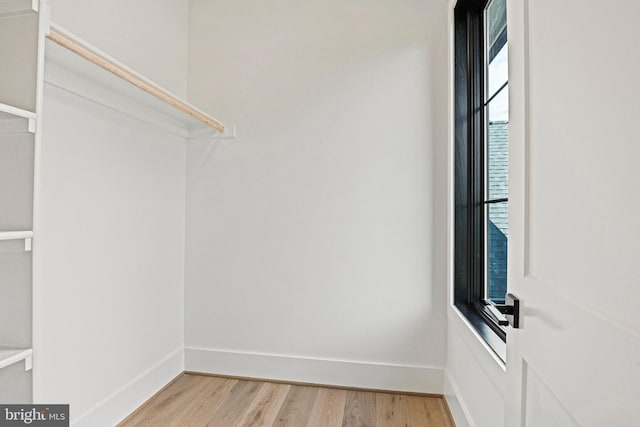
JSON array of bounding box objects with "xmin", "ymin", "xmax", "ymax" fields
[
  {"xmin": 47, "ymin": 0, "xmax": 189, "ymax": 98},
  {"xmin": 34, "ymin": 62, "xmax": 186, "ymax": 425},
  {"xmin": 185, "ymin": 0, "xmax": 449, "ymax": 392},
  {"xmin": 445, "ymin": 315, "xmax": 506, "ymax": 427}
]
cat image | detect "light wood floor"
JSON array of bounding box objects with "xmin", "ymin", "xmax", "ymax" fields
[{"xmin": 118, "ymin": 373, "xmax": 454, "ymax": 427}]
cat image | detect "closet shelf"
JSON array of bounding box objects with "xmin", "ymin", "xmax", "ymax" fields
[
  {"xmin": 0, "ymin": 103, "xmax": 36, "ymax": 134},
  {"xmin": 0, "ymin": 103, "xmax": 36, "ymax": 121},
  {"xmin": 0, "ymin": 0, "xmax": 37, "ymax": 18},
  {"xmin": 0, "ymin": 347, "xmax": 32, "ymax": 371},
  {"xmin": 0, "ymin": 230, "xmax": 33, "ymax": 241},
  {"xmin": 45, "ymin": 23, "xmax": 225, "ymax": 134},
  {"xmin": 0, "ymin": 231, "xmax": 33, "ymax": 251}
]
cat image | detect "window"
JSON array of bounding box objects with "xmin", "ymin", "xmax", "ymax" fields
[{"xmin": 454, "ymin": 0, "xmax": 509, "ymax": 358}]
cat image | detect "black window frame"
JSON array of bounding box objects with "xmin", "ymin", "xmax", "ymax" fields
[{"xmin": 454, "ymin": 0, "xmax": 508, "ymax": 359}]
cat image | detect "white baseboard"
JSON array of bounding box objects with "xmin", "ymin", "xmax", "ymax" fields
[
  {"xmin": 444, "ymin": 370, "xmax": 474, "ymax": 427},
  {"xmin": 71, "ymin": 348, "xmax": 184, "ymax": 427},
  {"xmin": 185, "ymin": 347, "xmax": 444, "ymax": 394}
]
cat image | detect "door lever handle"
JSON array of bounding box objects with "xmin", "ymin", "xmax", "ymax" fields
[
  {"xmin": 485, "ymin": 304, "xmax": 510, "ymax": 325},
  {"xmin": 483, "ymin": 293, "xmax": 520, "ymax": 328}
]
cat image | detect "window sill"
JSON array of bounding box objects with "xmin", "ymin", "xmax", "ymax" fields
[{"xmin": 454, "ymin": 303, "xmax": 506, "ymax": 362}]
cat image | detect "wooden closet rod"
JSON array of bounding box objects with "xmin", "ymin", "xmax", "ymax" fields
[{"xmin": 46, "ymin": 24, "xmax": 225, "ymax": 133}]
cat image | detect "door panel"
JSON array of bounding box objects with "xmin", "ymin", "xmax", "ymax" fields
[
  {"xmin": 508, "ymin": 277, "xmax": 640, "ymax": 426},
  {"xmin": 505, "ymin": 0, "xmax": 640, "ymax": 426},
  {"xmin": 525, "ymin": 0, "xmax": 640, "ymax": 327},
  {"xmin": 524, "ymin": 361, "xmax": 579, "ymax": 427}
]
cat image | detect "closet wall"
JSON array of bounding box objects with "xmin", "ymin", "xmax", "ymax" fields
[
  {"xmin": 31, "ymin": 0, "xmax": 191, "ymax": 424},
  {"xmin": 185, "ymin": 0, "xmax": 450, "ymax": 392},
  {"xmin": 48, "ymin": 0, "xmax": 189, "ymax": 97},
  {"xmin": 35, "ymin": 80, "xmax": 186, "ymax": 425}
]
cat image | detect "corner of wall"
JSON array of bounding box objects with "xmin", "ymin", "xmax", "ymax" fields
[
  {"xmin": 444, "ymin": 369, "xmax": 473, "ymax": 427},
  {"xmin": 71, "ymin": 348, "xmax": 184, "ymax": 427}
]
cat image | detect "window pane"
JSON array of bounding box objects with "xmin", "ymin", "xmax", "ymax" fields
[
  {"xmin": 486, "ymin": 0, "xmax": 508, "ymax": 306},
  {"xmin": 488, "ymin": 83, "xmax": 508, "ymax": 122},
  {"xmin": 487, "ymin": 201, "xmax": 508, "ymax": 303},
  {"xmin": 487, "ymin": 43, "xmax": 508, "ymax": 99}
]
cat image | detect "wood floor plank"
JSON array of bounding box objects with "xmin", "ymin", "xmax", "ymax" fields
[
  {"xmin": 407, "ymin": 395, "xmax": 452, "ymax": 427},
  {"xmin": 435, "ymin": 398, "xmax": 455, "ymax": 427},
  {"xmin": 306, "ymin": 387, "xmax": 347, "ymax": 427},
  {"xmin": 120, "ymin": 374, "xmax": 455, "ymax": 427},
  {"xmin": 118, "ymin": 374, "xmax": 222, "ymax": 427},
  {"xmin": 201, "ymin": 379, "xmax": 263, "ymax": 426},
  {"xmin": 118, "ymin": 374, "xmax": 196, "ymax": 426},
  {"xmin": 235, "ymin": 382, "xmax": 292, "ymax": 427},
  {"xmin": 273, "ymin": 385, "xmax": 319, "ymax": 427},
  {"xmin": 342, "ymin": 391, "xmax": 377, "ymax": 427},
  {"xmin": 176, "ymin": 376, "xmax": 239, "ymax": 426},
  {"xmin": 376, "ymin": 393, "xmax": 411, "ymax": 427}
]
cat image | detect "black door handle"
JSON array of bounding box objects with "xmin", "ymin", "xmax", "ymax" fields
[{"xmin": 484, "ymin": 293, "xmax": 520, "ymax": 328}]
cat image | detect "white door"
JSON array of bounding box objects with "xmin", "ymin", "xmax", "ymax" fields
[{"xmin": 504, "ymin": 1, "xmax": 640, "ymax": 426}]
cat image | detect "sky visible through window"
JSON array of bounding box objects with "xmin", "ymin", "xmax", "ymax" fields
[{"xmin": 488, "ymin": 44, "xmax": 508, "ymax": 122}]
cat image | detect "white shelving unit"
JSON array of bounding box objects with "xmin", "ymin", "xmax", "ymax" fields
[
  {"xmin": 0, "ymin": 227, "xmax": 35, "ymax": 378},
  {"xmin": 0, "ymin": 0, "xmax": 38, "ymax": 403}
]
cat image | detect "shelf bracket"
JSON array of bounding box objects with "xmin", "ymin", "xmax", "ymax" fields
[
  {"xmin": 211, "ymin": 124, "xmax": 237, "ymax": 140},
  {"xmin": 25, "ymin": 354, "xmax": 32, "ymax": 371},
  {"xmin": 28, "ymin": 118, "xmax": 36, "ymax": 133},
  {"xmin": 25, "ymin": 238, "xmax": 32, "ymax": 252},
  {"xmin": 189, "ymin": 124, "xmax": 237, "ymax": 142}
]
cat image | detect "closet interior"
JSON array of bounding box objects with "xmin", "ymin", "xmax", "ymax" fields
[{"xmin": 0, "ymin": 0, "xmax": 224, "ymax": 411}]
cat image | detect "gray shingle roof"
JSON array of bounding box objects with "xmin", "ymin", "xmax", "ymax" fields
[{"xmin": 488, "ymin": 120, "xmax": 508, "ymax": 235}]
